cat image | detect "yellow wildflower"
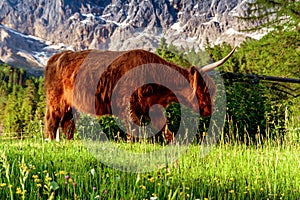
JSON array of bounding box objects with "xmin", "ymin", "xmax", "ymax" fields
[
  {"xmin": 140, "ymin": 185, "xmax": 146, "ymax": 190},
  {"xmin": 45, "ymin": 177, "xmax": 52, "ymax": 181},
  {"xmin": 16, "ymin": 187, "xmax": 22, "ymax": 194},
  {"xmin": 32, "ymin": 175, "xmax": 39, "ymax": 179},
  {"xmin": 229, "ymin": 177, "xmax": 234, "ymax": 181},
  {"xmin": 59, "ymin": 171, "xmax": 65, "ymax": 175},
  {"xmin": 260, "ymin": 188, "xmax": 264, "ymax": 191},
  {"xmin": 148, "ymin": 177, "xmax": 155, "ymax": 182},
  {"xmin": 0, "ymin": 183, "xmax": 6, "ymax": 187},
  {"xmin": 152, "ymin": 193, "xmax": 157, "ymax": 197},
  {"xmin": 229, "ymin": 190, "xmax": 234, "ymax": 193},
  {"xmin": 68, "ymin": 178, "xmax": 73, "ymax": 183},
  {"xmin": 34, "ymin": 179, "xmax": 41, "ymax": 183},
  {"xmin": 37, "ymin": 183, "xmax": 42, "ymax": 187}
]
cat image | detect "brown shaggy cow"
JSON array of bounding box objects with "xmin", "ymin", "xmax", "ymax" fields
[{"xmin": 44, "ymin": 48, "xmax": 235, "ymax": 141}]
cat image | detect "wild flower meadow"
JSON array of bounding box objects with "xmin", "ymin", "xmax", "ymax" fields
[{"xmin": 0, "ymin": 135, "xmax": 299, "ymax": 199}]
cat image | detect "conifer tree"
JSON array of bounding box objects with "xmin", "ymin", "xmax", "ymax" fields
[
  {"xmin": 20, "ymin": 79, "xmax": 36, "ymax": 133},
  {"xmin": 35, "ymin": 77, "xmax": 46, "ymax": 122},
  {"xmin": 4, "ymin": 86, "xmax": 22, "ymax": 135},
  {"xmin": 245, "ymin": 0, "xmax": 300, "ymax": 30}
]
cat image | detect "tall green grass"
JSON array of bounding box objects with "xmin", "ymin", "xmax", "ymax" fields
[{"xmin": 0, "ymin": 131, "xmax": 300, "ymax": 199}]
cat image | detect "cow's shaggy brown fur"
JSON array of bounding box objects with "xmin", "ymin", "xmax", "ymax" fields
[{"xmin": 44, "ymin": 49, "xmax": 216, "ymax": 141}]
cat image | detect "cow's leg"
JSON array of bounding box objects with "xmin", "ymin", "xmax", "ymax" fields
[
  {"xmin": 124, "ymin": 103, "xmax": 140, "ymax": 142},
  {"xmin": 125, "ymin": 116, "xmax": 148, "ymax": 143},
  {"xmin": 163, "ymin": 126, "xmax": 174, "ymax": 143},
  {"xmin": 61, "ymin": 109, "xmax": 75, "ymax": 140},
  {"xmin": 125, "ymin": 122, "xmax": 133, "ymax": 143},
  {"xmin": 126, "ymin": 113, "xmax": 152, "ymax": 142},
  {"xmin": 147, "ymin": 105, "xmax": 175, "ymax": 143},
  {"xmin": 44, "ymin": 106, "xmax": 60, "ymax": 140},
  {"xmin": 152, "ymin": 126, "xmax": 174, "ymax": 144},
  {"xmin": 124, "ymin": 115, "xmax": 139, "ymax": 143}
]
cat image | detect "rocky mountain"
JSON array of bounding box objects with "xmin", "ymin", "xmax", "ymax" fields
[{"xmin": 0, "ymin": 0, "xmax": 267, "ymax": 69}]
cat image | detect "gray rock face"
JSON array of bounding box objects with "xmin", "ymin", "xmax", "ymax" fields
[
  {"xmin": 0, "ymin": 24, "xmax": 64, "ymax": 75},
  {"xmin": 0, "ymin": 0, "xmax": 266, "ymax": 67}
]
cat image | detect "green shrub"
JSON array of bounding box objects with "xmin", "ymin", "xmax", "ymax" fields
[{"xmin": 76, "ymin": 114, "xmax": 126, "ymax": 141}]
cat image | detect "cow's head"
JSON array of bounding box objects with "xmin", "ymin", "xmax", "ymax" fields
[
  {"xmin": 186, "ymin": 66, "xmax": 214, "ymax": 116},
  {"xmin": 187, "ymin": 47, "xmax": 236, "ymax": 116}
]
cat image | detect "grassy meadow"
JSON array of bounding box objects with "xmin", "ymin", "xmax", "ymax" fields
[{"xmin": 0, "ymin": 131, "xmax": 300, "ymax": 200}]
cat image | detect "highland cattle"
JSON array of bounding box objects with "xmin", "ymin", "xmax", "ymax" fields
[{"xmin": 44, "ymin": 48, "xmax": 235, "ymax": 141}]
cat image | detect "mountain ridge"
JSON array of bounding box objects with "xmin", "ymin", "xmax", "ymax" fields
[{"xmin": 0, "ymin": 0, "xmax": 267, "ymax": 68}]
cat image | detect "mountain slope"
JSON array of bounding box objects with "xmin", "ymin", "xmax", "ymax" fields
[{"xmin": 0, "ymin": 0, "xmax": 267, "ymax": 68}]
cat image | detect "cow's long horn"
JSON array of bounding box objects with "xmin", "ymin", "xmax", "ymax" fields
[{"xmin": 200, "ymin": 47, "xmax": 236, "ymax": 73}]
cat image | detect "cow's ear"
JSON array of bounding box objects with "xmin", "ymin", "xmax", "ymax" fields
[
  {"xmin": 189, "ymin": 66, "xmax": 198, "ymax": 75},
  {"xmin": 189, "ymin": 66, "xmax": 199, "ymax": 94}
]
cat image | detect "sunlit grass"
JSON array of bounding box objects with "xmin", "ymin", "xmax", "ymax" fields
[{"xmin": 0, "ymin": 136, "xmax": 299, "ymax": 199}]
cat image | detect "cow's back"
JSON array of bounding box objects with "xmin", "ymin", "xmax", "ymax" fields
[
  {"xmin": 95, "ymin": 49, "xmax": 193, "ymax": 121},
  {"xmin": 45, "ymin": 50, "xmax": 126, "ymax": 111}
]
